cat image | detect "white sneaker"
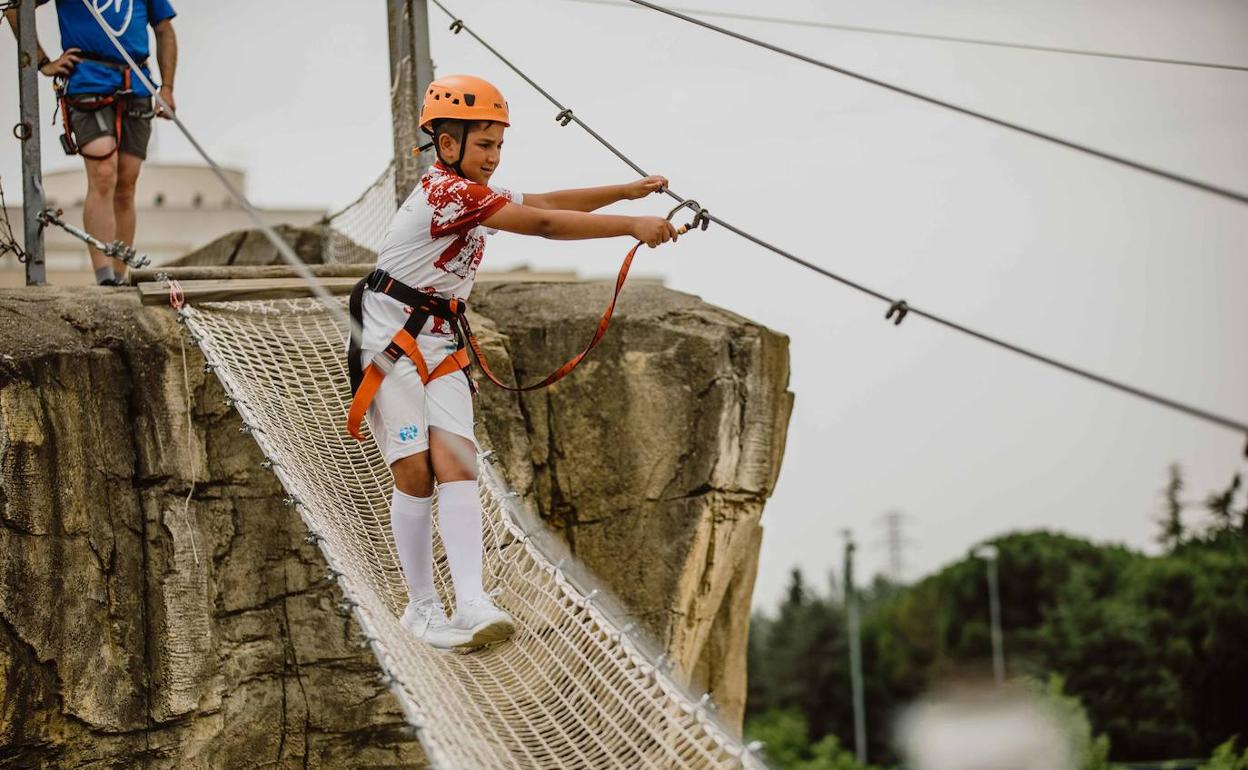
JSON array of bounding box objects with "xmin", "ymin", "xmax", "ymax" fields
[
  {"xmin": 451, "ymin": 594, "xmax": 516, "ymax": 648},
  {"xmin": 400, "ymin": 596, "xmax": 474, "ymax": 650}
]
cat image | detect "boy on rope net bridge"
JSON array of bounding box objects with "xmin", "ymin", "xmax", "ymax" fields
[{"xmin": 346, "ymin": 74, "xmax": 680, "ymax": 650}]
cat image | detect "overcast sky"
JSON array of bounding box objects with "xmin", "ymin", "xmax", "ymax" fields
[{"xmin": 3, "ymin": 0, "xmax": 1246, "ymax": 609}]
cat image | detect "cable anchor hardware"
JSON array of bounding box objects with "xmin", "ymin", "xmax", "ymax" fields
[
  {"xmin": 37, "ymin": 208, "xmax": 151, "ymax": 268},
  {"xmin": 12, "ymin": 122, "xmax": 32, "ymax": 141},
  {"xmin": 555, "ymin": 108, "xmax": 574, "ymax": 127},
  {"xmin": 885, "ymin": 299, "xmax": 909, "ymax": 326},
  {"xmin": 448, "ymin": 19, "xmax": 464, "ymax": 34}
]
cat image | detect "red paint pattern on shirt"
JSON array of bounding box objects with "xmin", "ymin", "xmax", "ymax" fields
[{"xmin": 421, "ymin": 164, "xmax": 508, "ymax": 280}]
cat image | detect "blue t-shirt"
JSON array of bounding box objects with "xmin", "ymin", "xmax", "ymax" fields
[{"xmin": 40, "ymin": 0, "xmax": 176, "ymax": 96}]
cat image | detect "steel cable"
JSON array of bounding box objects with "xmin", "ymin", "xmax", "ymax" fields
[
  {"xmin": 621, "ymin": 0, "xmax": 1248, "ymax": 207},
  {"xmin": 431, "ymin": 0, "xmax": 1248, "ymax": 438},
  {"xmin": 567, "ymin": 0, "xmax": 1248, "ymax": 73}
]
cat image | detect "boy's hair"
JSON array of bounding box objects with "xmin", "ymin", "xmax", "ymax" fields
[{"xmin": 430, "ymin": 118, "xmax": 498, "ymax": 165}]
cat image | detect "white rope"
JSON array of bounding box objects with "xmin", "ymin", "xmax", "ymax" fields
[
  {"xmin": 180, "ymin": 297, "xmax": 768, "ymax": 769},
  {"xmin": 176, "ymin": 329, "xmax": 200, "ymax": 565}
]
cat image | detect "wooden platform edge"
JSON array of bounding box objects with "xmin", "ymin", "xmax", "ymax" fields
[
  {"xmin": 129, "ymin": 264, "xmax": 373, "ymax": 284},
  {"xmin": 137, "ymin": 277, "xmax": 361, "ymax": 306}
]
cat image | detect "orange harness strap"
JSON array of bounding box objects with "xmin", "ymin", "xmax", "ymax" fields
[
  {"xmin": 453, "ymin": 241, "xmax": 640, "ymax": 393},
  {"xmin": 345, "ymin": 329, "xmax": 471, "ymax": 441},
  {"xmin": 346, "ymin": 200, "xmax": 707, "ymax": 440},
  {"xmin": 344, "ymin": 240, "xmax": 634, "ymax": 439}
]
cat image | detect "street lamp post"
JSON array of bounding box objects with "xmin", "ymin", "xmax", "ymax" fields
[
  {"xmin": 974, "ymin": 544, "xmax": 1006, "ymax": 686},
  {"xmin": 844, "ymin": 530, "xmax": 867, "ymax": 763}
]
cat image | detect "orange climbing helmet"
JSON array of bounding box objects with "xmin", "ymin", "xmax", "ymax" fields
[{"xmin": 419, "ymin": 75, "xmax": 510, "ymax": 134}]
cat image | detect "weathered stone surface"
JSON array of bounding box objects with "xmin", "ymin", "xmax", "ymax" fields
[
  {"xmin": 165, "ymin": 224, "xmax": 333, "ymax": 269},
  {"xmin": 0, "ymin": 288, "xmax": 425, "ymax": 769},
  {"xmin": 469, "ymin": 282, "xmax": 791, "ymax": 724},
  {"xmin": 0, "ymin": 269, "xmax": 790, "ymax": 764}
]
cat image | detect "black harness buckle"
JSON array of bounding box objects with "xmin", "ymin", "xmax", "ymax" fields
[{"xmin": 365, "ymin": 268, "xmax": 390, "ymax": 292}]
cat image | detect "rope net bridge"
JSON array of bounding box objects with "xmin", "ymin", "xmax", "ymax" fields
[{"xmin": 179, "ymin": 295, "xmax": 765, "ymax": 770}]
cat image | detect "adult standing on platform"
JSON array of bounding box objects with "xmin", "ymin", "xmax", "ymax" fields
[{"xmin": 4, "ymin": 0, "xmax": 177, "ymax": 285}]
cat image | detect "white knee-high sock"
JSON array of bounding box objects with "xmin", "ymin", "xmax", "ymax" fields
[
  {"xmin": 437, "ymin": 480, "xmax": 485, "ymax": 605},
  {"xmin": 390, "ymin": 488, "xmax": 436, "ymax": 602}
]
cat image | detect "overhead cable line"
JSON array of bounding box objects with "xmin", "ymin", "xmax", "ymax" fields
[
  {"xmin": 567, "ymin": 0, "xmax": 1248, "ymax": 73},
  {"xmin": 431, "ymin": 0, "xmax": 1248, "ymax": 440},
  {"xmin": 619, "ymin": 0, "xmax": 1248, "ymax": 207},
  {"xmin": 78, "ymin": 0, "xmax": 361, "ymax": 341}
]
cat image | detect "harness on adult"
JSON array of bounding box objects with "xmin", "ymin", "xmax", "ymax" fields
[
  {"xmin": 54, "ymin": 52, "xmax": 152, "ymax": 161},
  {"xmin": 345, "ymin": 199, "xmax": 709, "ymax": 442}
]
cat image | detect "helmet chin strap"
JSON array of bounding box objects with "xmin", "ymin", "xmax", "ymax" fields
[{"xmin": 430, "ymin": 123, "xmax": 470, "ymax": 179}]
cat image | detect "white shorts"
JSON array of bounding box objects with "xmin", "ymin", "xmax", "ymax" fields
[{"xmin": 360, "ymin": 334, "xmax": 476, "ymax": 466}]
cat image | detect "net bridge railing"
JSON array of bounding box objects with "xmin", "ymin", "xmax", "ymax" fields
[
  {"xmin": 180, "ymin": 296, "xmax": 767, "ymax": 769},
  {"xmin": 322, "ymin": 163, "xmax": 399, "ymax": 265}
]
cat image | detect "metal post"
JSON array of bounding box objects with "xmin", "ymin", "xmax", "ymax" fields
[
  {"xmin": 975, "ymin": 544, "xmax": 1006, "ymax": 685},
  {"xmin": 387, "ymin": 0, "xmax": 435, "ymax": 206},
  {"xmin": 843, "ymin": 530, "xmax": 867, "ymax": 764},
  {"xmin": 15, "ymin": 0, "xmax": 46, "ymax": 285}
]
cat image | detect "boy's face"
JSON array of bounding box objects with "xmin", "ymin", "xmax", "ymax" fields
[{"xmin": 442, "ymin": 122, "xmax": 506, "ymax": 185}]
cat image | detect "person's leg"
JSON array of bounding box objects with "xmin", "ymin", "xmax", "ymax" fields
[
  {"xmin": 68, "ymin": 104, "xmax": 120, "ymax": 281},
  {"xmin": 113, "ymin": 100, "xmax": 154, "ymax": 278},
  {"xmin": 390, "ymin": 452, "xmax": 437, "ymax": 602},
  {"xmin": 430, "ymin": 429, "xmax": 483, "ymax": 604},
  {"xmin": 113, "ymin": 152, "xmax": 143, "ymax": 277},
  {"xmin": 370, "ymin": 359, "xmax": 440, "ymax": 605},
  {"xmin": 80, "ymin": 142, "xmax": 119, "ymax": 280},
  {"xmin": 432, "ymin": 427, "xmax": 512, "ymax": 644}
]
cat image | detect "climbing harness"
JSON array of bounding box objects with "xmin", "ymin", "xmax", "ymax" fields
[
  {"xmin": 53, "ymin": 52, "xmax": 152, "ymax": 160},
  {"xmin": 346, "ymin": 199, "xmax": 708, "ymax": 441},
  {"xmin": 346, "ymin": 278, "xmax": 475, "ymax": 441}
]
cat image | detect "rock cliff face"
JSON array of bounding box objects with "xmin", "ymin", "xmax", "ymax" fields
[
  {"xmin": 0, "ymin": 258, "xmax": 790, "ymax": 766},
  {"xmin": 469, "ymin": 282, "xmax": 791, "ymax": 725},
  {"xmin": 0, "ymin": 289, "xmax": 422, "ymax": 769}
]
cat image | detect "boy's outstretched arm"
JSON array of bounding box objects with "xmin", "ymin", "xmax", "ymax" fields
[
  {"xmin": 483, "ymin": 202, "xmax": 678, "ymax": 248},
  {"xmin": 523, "ymin": 175, "xmax": 668, "ymax": 213}
]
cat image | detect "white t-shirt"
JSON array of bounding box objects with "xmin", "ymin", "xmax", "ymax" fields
[{"xmin": 359, "ymin": 161, "xmax": 521, "ymax": 354}]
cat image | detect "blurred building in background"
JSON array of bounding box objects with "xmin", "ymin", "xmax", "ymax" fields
[{"xmin": 1, "ymin": 163, "xmax": 325, "ymax": 286}]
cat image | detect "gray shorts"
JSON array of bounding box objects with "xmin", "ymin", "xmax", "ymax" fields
[{"xmin": 67, "ymin": 96, "xmax": 155, "ymax": 160}]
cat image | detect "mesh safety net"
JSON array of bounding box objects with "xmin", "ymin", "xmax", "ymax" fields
[
  {"xmin": 181, "ymin": 297, "xmax": 766, "ymax": 770},
  {"xmin": 322, "ymin": 164, "xmax": 399, "ymax": 265}
]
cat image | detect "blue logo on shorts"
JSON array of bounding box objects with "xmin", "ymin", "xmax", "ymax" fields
[{"xmin": 398, "ymin": 425, "xmax": 420, "ymax": 442}]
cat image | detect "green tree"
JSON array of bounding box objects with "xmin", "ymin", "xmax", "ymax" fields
[
  {"xmin": 747, "ymin": 469, "xmax": 1248, "ymax": 764},
  {"xmin": 744, "ymin": 708, "xmax": 886, "ymax": 770},
  {"xmin": 1022, "ymin": 674, "xmax": 1111, "ymax": 770},
  {"xmin": 1205, "ymin": 737, "xmax": 1248, "ymax": 770},
  {"xmin": 1158, "ymin": 463, "xmax": 1187, "ymax": 549}
]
